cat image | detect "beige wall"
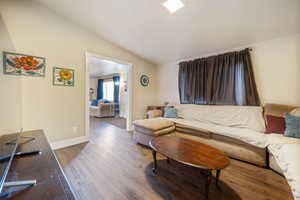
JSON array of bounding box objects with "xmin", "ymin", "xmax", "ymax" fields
[
  {"xmin": 0, "ymin": 16, "xmax": 22, "ymax": 134},
  {"xmin": 251, "ymin": 35, "xmax": 300, "ymax": 106},
  {"xmin": 158, "ymin": 34, "xmax": 300, "ymax": 106},
  {"xmin": 0, "ymin": 0, "xmax": 158, "ymax": 141}
]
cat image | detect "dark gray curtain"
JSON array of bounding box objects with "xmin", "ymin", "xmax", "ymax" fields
[{"xmin": 178, "ymin": 48, "xmax": 260, "ymax": 106}]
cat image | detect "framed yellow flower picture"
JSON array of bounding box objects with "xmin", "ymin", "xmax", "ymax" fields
[
  {"xmin": 53, "ymin": 67, "xmax": 74, "ymax": 86},
  {"xmin": 3, "ymin": 51, "xmax": 46, "ymax": 77}
]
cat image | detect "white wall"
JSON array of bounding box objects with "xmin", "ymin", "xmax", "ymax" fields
[
  {"xmin": 0, "ymin": 0, "xmax": 158, "ymax": 141},
  {"xmin": 119, "ymin": 73, "xmax": 128, "ymax": 118},
  {"xmin": 89, "ymin": 78, "xmax": 98, "ymax": 100},
  {"xmin": 158, "ymin": 34, "xmax": 300, "ymax": 106}
]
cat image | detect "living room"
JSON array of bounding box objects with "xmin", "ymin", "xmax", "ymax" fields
[
  {"xmin": 88, "ymin": 53, "xmax": 131, "ymax": 131},
  {"xmin": 0, "ymin": 0, "xmax": 299, "ymax": 200}
]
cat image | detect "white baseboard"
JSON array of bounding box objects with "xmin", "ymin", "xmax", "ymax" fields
[{"xmin": 51, "ymin": 136, "xmax": 89, "ymax": 150}]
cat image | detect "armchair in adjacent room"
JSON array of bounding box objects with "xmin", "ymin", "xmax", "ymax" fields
[{"xmin": 90, "ymin": 100, "xmax": 116, "ymax": 118}]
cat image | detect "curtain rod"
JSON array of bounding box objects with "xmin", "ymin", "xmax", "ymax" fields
[{"xmin": 178, "ymin": 48, "xmax": 253, "ymax": 64}]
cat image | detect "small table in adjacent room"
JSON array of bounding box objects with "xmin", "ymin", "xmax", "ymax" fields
[{"xmin": 149, "ymin": 136, "xmax": 230, "ymax": 200}]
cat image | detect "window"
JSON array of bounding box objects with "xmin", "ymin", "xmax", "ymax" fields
[{"xmin": 103, "ymin": 80, "xmax": 114, "ymax": 101}]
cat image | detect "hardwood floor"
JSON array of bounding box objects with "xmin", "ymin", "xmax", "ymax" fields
[
  {"xmin": 55, "ymin": 118, "xmax": 293, "ymax": 200},
  {"xmin": 91, "ymin": 116, "xmax": 127, "ymax": 130}
]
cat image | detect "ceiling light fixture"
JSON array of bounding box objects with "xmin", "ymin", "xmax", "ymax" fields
[{"xmin": 163, "ymin": 0, "xmax": 184, "ymax": 14}]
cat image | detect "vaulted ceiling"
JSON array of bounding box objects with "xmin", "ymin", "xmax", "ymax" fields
[{"xmin": 36, "ymin": 0, "xmax": 300, "ymax": 64}]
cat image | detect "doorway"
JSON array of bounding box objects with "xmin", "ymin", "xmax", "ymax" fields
[{"xmin": 85, "ymin": 52, "xmax": 133, "ymax": 139}]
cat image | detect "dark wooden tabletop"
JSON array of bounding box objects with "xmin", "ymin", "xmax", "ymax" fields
[
  {"xmin": 150, "ymin": 136, "xmax": 230, "ymax": 170},
  {"xmin": 0, "ymin": 130, "xmax": 75, "ymax": 200}
]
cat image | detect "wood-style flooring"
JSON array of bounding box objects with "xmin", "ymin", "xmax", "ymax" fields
[
  {"xmin": 55, "ymin": 118, "xmax": 293, "ymax": 200},
  {"xmin": 91, "ymin": 116, "xmax": 127, "ymax": 129}
]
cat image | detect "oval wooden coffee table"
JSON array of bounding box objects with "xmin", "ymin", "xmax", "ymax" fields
[{"xmin": 149, "ymin": 136, "xmax": 230, "ymax": 200}]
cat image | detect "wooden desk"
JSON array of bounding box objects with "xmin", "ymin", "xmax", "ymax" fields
[{"xmin": 0, "ymin": 130, "xmax": 75, "ymax": 200}]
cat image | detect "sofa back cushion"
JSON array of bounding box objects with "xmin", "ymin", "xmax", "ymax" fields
[
  {"xmin": 290, "ymin": 108, "xmax": 300, "ymax": 117},
  {"xmin": 147, "ymin": 110, "xmax": 163, "ymax": 118},
  {"xmin": 174, "ymin": 104, "xmax": 265, "ymax": 132},
  {"xmin": 264, "ymin": 104, "xmax": 298, "ymax": 117}
]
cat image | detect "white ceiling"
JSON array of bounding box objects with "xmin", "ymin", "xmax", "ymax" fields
[
  {"xmin": 88, "ymin": 56, "xmax": 128, "ymax": 77},
  {"xmin": 36, "ymin": 0, "xmax": 300, "ymax": 64}
]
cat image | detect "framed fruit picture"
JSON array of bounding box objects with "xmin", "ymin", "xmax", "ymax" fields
[
  {"xmin": 53, "ymin": 67, "xmax": 74, "ymax": 87},
  {"xmin": 3, "ymin": 51, "xmax": 46, "ymax": 77}
]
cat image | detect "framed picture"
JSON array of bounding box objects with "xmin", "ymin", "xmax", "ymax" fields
[
  {"xmin": 3, "ymin": 51, "xmax": 46, "ymax": 77},
  {"xmin": 53, "ymin": 67, "xmax": 74, "ymax": 87}
]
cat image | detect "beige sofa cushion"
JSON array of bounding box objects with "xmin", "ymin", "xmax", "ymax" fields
[
  {"xmin": 176, "ymin": 132, "xmax": 266, "ymax": 166},
  {"xmin": 164, "ymin": 118, "xmax": 267, "ymax": 148},
  {"xmin": 133, "ymin": 118, "xmax": 174, "ymax": 131},
  {"xmin": 133, "ymin": 131, "xmax": 176, "ymax": 146},
  {"xmin": 268, "ymin": 143, "xmax": 300, "ymax": 200},
  {"xmin": 212, "ymin": 134, "xmax": 251, "ymax": 147},
  {"xmin": 269, "ymin": 152, "xmax": 283, "ymax": 174},
  {"xmin": 134, "ymin": 126, "xmax": 175, "ymax": 136},
  {"xmin": 290, "ymin": 108, "xmax": 300, "ymax": 117},
  {"xmin": 264, "ymin": 103, "xmax": 298, "ymax": 117},
  {"xmin": 174, "ymin": 104, "xmax": 265, "ymax": 132},
  {"xmin": 175, "ymin": 127, "xmax": 211, "ymax": 138},
  {"xmin": 176, "ymin": 122, "xmax": 210, "ymax": 133},
  {"xmin": 147, "ymin": 110, "xmax": 163, "ymax": 118},
  {"xmin": 175, "ymin": 123, "xmax": 211, "ymax": 138}
]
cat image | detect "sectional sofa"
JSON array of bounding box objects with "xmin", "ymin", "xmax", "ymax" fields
[{"xmin": 133, "ymin": 103, "xmax": 300, "ymax": 200}]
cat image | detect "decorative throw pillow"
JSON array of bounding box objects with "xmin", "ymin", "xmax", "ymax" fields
[
  {"xmin": 284, "ymin": 113, "xmax": 300, "ymax": 139},
  {"xmin": 147, "ymin": 110, "xmax": 163, "ymax": 118},
  {"xmin": 91, "ymin": 99, "xmax": 98, "ymax": 106},
  {"xmin": 290, "ymin": 108, "xmax": 300, "ymax": 117},
  {"xmin": 164, "ymin": 107, "xmax": 177, "ymax": 118},
  {"xmin": 265, "ymin": 115, "xmax": 285, "ymax": 134}
]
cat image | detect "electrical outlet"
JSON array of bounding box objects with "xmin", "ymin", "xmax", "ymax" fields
[{"xmin": 72, "ymin": 126, "xmax": 78, "ymax": 133}]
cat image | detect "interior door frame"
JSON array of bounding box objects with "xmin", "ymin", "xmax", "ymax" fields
[{"xmin": 85, "ymin": 52, "xmax": 134, "ymax": 139}]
